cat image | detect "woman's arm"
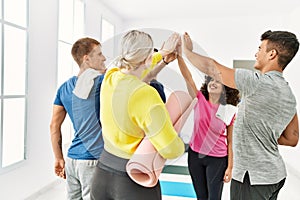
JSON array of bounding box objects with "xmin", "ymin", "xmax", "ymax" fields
[
  {"xmin": 143, "ymin": 53, "xmax": 176, "ymax": 83},
  {"xmin": 142, "ymin": 61, "xmax": 167, "ymax": 83},
  {"xmin": 224, "ymin": 124, "xmax": 233, "ymax": 183},
  {"xmin": 177, "ymin": 56, "xmax": 198, "ymax": 98}
]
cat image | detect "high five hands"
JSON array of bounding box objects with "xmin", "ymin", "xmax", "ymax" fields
[{"xmin": 159, "ymin": 32, "xmax": 194, "ymax": 62}]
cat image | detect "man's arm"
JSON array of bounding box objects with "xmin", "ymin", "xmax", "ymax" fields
[
  {"xmin": 182, "ymin": 32, "xmax": 236, "ymax": 89},
  {"xmin": 50, "ymin": 105, "xmax": 67, "ymax": 178},
  {"xmin": 278, "ymin": 113, "xmax": 299, "ymax": 147}
]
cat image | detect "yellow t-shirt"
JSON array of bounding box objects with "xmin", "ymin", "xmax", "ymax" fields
[
  {"xmin": 100, "ymin": 67, "xmax": 184, "ymax": 159},
  {"xmin": 141, "ymin": 52, "xmax": 163, "ymax": 79}
]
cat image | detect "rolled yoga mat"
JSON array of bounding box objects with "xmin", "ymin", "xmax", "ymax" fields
[{"xmin": 126, "ymin": 91, "xmax": 197, "ymax": 187}]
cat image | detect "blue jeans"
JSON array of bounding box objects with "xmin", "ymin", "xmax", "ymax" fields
[{"xmin": 65, "ymin": 157, "xmax": 98, "ymax": 200}]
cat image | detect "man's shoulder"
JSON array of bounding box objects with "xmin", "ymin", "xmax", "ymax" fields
[{"xmin": 59, "ymin": 76, "xmax": 77, "ymax": 87}]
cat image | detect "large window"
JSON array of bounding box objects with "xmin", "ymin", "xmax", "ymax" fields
[
  {"xmin": 0, "ymin": 0, "xmax": 28, "ymax": 171},
  {"xmin": 101, "ymin": 17, "xmax": 115, "ymax": 66},
  {"xmin": 57, "ymin": 0, "xmax": 84, "ymax": 146},
  {"xmin": 58, "ymin": 0, "xmax": 84, "ymax": 85}
]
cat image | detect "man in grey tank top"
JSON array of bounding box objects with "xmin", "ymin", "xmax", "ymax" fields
[{"xmin": 181, "ymin": 30, "xmax": 299, "ymax": 199}]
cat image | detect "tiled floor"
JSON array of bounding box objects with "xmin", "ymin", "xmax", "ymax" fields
[
  {"xmin": 25, "ymin": 173, "xmax": 300, "ymax": 200},
  {"xmin": 26, "ymin": 154, "xmax": 300, "ymax": 200}
]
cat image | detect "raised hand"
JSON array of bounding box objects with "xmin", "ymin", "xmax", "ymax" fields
[
  {"xmin": 160, "ymin": 33, "xmax": 180, "ymax": 57},
  {"xmin": 182, "ymin": 32, "xmax": 193, "ymax": 53}
]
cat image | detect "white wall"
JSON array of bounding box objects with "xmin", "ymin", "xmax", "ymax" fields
[
  {"xmin": 278, "ymin": 7, "xmax": 300, "ymax": 179},
  {"xmin": 85, "ymin": 0, "xmax": 124, "ymax": 68},
  {"xmin": 0, "ymin": 0, "xmax": 123, "ymax": 199},
  {"xmin": 0, "ymin": 0, "xmax": 59, "ymax": 199},
  {"xmin": 122, "ymin": 9, "xmax": 300, "ymax": 177},
  {"xmin": 85, "ymin": 0, "xmax": 124, "ymax": 40}
]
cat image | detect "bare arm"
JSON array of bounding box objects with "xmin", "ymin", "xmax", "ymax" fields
[
  {"xmin": 142, "ymin": 53, "xmax": 176, "ymax": 83},
  {"xmin": 224, "ymin": 124, "xmax": 233, "ymax": 183},
  {"xmin": 50, "ymin": 105, "xmax": 67, "ymax": 178},
  {"xmin": 182, "ymin": 32, "xmax": 236, "ymax": 89},
  {"xmin": 278, "ymin": 113, "xmax": 299, "ymax": 147},
  {"xmin": 142, "ymin": 61, "xmax": 167, "ymax": 83},
  {"xmin": 177, "ymin": 56, "xmax": 198, "ymax": 98}
]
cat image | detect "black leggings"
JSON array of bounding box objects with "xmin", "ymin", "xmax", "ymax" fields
[
  {"xmin": 90, "ymin": 165, "xmax": 161, "ymax": 200},
  {"xmin": 188, "ymin": 148, "xmax": 228, "ymax": 200}
]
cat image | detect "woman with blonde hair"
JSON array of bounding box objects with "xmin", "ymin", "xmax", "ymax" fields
[{"xmin": 90, "ymin": 30, "xmax": 185, "ymax": 200}]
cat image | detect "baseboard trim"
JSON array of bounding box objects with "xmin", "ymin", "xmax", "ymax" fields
[{"xmin": 24, "ymin": 179, "xmax": 65, "ymax": 200}]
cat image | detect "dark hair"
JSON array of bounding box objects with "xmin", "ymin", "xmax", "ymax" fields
[
  {"xmin": 200, "ymin": 76, "xmax": 240, "ymax": 106},
  {"xmin": 71, "ymin": 37, "xmax": 100, "ymax": 66},
  {"xmin": 261, "ymin": 30, "xmax": 299, "ymax": 70}
]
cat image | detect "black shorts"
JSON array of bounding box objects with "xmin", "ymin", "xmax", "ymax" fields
[{"xmin": 230, "ymin": 171, "xmax": 285, "ymax": 200}]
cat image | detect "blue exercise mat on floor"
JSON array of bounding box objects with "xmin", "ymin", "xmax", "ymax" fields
[{"xmin": 160, "ymin": 181, "xmax": 196, "ymax": 198}]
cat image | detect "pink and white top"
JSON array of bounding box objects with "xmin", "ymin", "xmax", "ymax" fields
[{"xmin": 189, "ymin": 91, "xmax": 234, "ymax": 157}]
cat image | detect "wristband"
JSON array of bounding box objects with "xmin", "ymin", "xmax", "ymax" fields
[{"xmin": 163, "ymin": 58, "xmax": 169, "ymax": 65}]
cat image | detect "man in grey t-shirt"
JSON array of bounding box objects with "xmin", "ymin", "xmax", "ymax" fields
[{"xmin": 182, "ymin": 30, "xmax": 299, "ymax": 199}]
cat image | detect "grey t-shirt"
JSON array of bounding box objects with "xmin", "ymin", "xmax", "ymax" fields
[{"xmin": 233, "ymin": 69, "xmax": 296, "ymax": 184}]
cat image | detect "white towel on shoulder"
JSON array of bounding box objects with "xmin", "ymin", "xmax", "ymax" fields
[
  {"xmin": 216, "ymin": 104, "xmax": 237, "ymax": 125},
  {"xmin": 73, "ymin": 68, "xmax": 101, "ymax": 99}
]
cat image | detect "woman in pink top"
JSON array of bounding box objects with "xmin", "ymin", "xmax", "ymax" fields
[{"xmin": 177, "ymin": 44, "xmax": 240, "ymax": 200}]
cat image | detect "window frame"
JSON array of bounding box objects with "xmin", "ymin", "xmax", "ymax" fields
[{"xmin": 0, "ymin": 0, "xmax": 29, "ymax": 173}]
